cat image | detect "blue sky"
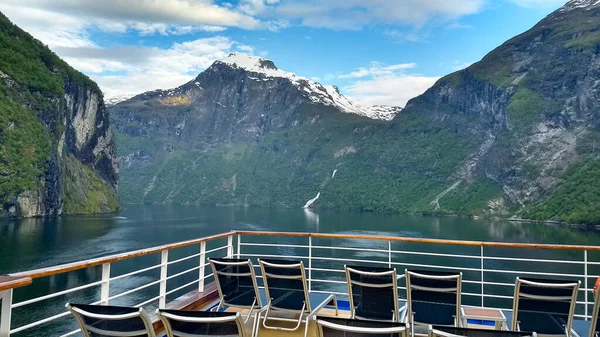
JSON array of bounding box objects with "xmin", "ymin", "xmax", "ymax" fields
[{"xmin": 0, "ymin": 0, "xmax": 569, "ymax": 106}]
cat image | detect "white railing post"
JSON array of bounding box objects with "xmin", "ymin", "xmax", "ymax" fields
[
  {"xmin": 0, "ymin": 290, "xmax": 13, "ymax": 337},
  {"xmin": 100, "ymin": 263, "xmax": 111, "ymax": 305},
  {"xmin": 308, "ymin": 235, "xmax": 313, "ymax": 292},
  {"xmin": 480, "ymin": 245, "xmax": 484, "ymax": 307},
  {"xmin": 159, "ymin": 250, "xmax": 169, "ymax": 308},
  {"xmin": 199, "ymin": 242, "xmax": 206, "ymax": 292},
  {"xmin": 585, "ymin": 250, "xmax": 589, "ymax": 320},
  {"xmin": 227, "ymin": 235, "xmax": 234, "ymax": 257},
  {"xmin": 236, "ymin": 235, "xmax": 241, "ymax": 259},
  {"xmin": 388, "ymin": 241, "xmax": 392, "ymax": 268}
]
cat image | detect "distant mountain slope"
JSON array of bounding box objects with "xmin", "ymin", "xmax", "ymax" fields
[
  {"xmin": 113, "ymin": 0, "xmax": 600, "ymax": 224},
  {"xmin": 0, "ymin": 12, "xmax": 119, "ymax": 217}
]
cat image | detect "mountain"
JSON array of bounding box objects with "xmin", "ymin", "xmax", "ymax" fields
[
  {"xmin": 112, "ymin": 0, "xmax": 600, "ymax": 224},
  {"xmin": 0, "ymin": 13, "xmax": 119, "ymax": 217},
  {"xmin": 106, "ymin": 95, "xmax": 133, "ymax": 107}
]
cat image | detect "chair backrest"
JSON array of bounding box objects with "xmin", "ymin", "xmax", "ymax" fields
[
  {"xmin": 345, "ymin": 265, "xmax": 399, "ymax": 321},
  {"xmin": 590, "ymin": 290, "xmax": 600, "ymax": 337},
  {"xmin": 405, "ymin": 269, "xmax": 462, "ymax": 326},
  {"xmin": 66, "ymin": 303, "xmax": 155, "ymax": 337},
  {"xmin": 314, "ymin": 316, "xmax": 408, "ymax": 337},
  {"xmin": 512, "ymin": 277, "xmax": 580, "ymax": 332},
  {"xmin": 209, "ymin": 258, "xmax": 262, "ymax": 308},
  {"xmin": 429, "ymin": 325, "xmax": 536, "ymax": 337},
  {"xmin": 258, "ymin": 258, "xmax": 311, "ymax": 312},
  {"xmin": 158, "ymin": 310, "xmax": 245, "ymax": 337}
]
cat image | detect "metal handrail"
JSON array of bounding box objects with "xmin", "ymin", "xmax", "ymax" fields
[{"xmin": 1, "ymin": 230, "xmax": 599, "ymax": 337}]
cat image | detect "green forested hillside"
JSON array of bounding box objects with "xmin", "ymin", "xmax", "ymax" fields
[
  {"xmin": 0, "ymin": 12, "xmax": 119, "ymax": 217},
  {"xmin": 113, "ymin": 1, "xmax": 600, "ymax": 225}
]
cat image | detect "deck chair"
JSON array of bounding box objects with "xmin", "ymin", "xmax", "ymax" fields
[
  {"xmin": 208, "ymin": 257, "xmax": 265, "ymax": 327},
  {"xmin": 66, "ymin": 303, "xmax": 155, "ymax": 337},
  {"xmin": 313, "ymin": 316, "xmax": 409, "ymax": 337},
  {"xmin": 157, "ymin": 309, "xmax": 246, "ymax": 337},
  {"xmin": 429, "ymin": 325, "xmax": 537, "ymax": 337},
  {"xmin": 404, "ymin": 269, "xmax": 463, "ymax": 336},
  {"xmin": 345, "ymin": 265, "xmax": 404, "ymax": 321},
  {"xmin": 511, "ymin": 277, "xmax": 580, "ymax": 337},
  {"xmin": 589, "ymin": 289, "xmax": 600, "ymax": 337},
  {"xmin": 257, "ymin": 258, "xmax": 339, "ymax": 337}
]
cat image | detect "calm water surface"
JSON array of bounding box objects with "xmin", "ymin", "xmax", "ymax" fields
[{"xmin": 2, "ymin": 204, "xmax": 600, "ymax": 336}]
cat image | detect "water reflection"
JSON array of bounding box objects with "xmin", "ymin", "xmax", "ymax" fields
[{"xmin": 2, "ymin": 205, "xmax": 600, "ymax": 337}]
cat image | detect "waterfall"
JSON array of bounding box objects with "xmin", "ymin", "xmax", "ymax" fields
[
  {"xmin": 302, "ymin": 169, "xmax": 338, "ymax": 209},
  {"xmin": 302, "ymin": 192, "xmax": 320, "ymax": 209}
]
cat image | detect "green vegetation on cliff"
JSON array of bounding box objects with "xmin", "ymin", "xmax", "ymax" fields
[
  {"xmin": 62, "ymin": 155, "xmax": 119, "ymax": 214},
  {"xmin": 0, "ymin": 92, "xmax": 51, "ymax": 202},
  {"xmin": 0, "ymin": 12, "xmax": 98, "ymax": 94},
  {"xmin": 0, "ymin": 12, "xmax": 118, "ymax": 216},
  {"xmin": 523, "ymin": 159, "xmax": 600, "ymax": 225}
]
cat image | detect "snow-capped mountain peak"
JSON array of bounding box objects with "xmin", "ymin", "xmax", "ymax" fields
[
  {"xmin": 217, "ymin": 53, "xmax": 298, "ymax": 80},
  {"xmin": 105, "ymin": 94, "xmax": 133, "ymax": 107},
  {"xmin": 215, "ymin": 53, "xmax": 400, "ymax": 121},
  {"xmin": 561, "ymin": 0, "xmax": 600, "ymax": 11}
]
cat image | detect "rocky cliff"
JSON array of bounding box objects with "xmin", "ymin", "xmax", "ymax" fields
[
  {"xmin": 113, "ymin": 0, "xmax": 600, "ymax": 225},
  {"xmin": 0, "ymin": 13, "xmax": 119, "ymax": 217}
]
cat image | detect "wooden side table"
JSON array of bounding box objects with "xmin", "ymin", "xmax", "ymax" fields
[{"xmin": 461, "ymin": 306, "xmax": 507, "ymax": 330}]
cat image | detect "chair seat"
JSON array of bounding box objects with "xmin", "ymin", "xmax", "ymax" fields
[
  {"xmin": 225, "ymin": 287, "xmax": 268, "ymax": 309},
  {"xmin": 517, "ymin": 311, "xmax": 567, "ymax": 335},
  {"xmin": 356, "ymin": 300, "xmax": 406, "ymax": 321},
  {"xmin": 269, "ymin": 291, "xmax": 334, "ymax": 312},
  {"xmin": 412, "ymin": 301, "xmax": 456, "ymax": 326}
]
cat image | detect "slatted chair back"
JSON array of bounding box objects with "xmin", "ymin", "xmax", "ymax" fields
[
  {"xmin": 258, "ymin": 258, "xmax": 311, "ymax": 312},
  {"xmin": 66, "ymin": 303, "xmax": 155, "ymax": 337},
  {"xmin": 314, "ymin": 316, "xmax": 408, "ymax": 337},
  {"xmin": 345, "ymin": 265, "xmax": 400, "ymax": 321},
  {"xmin": 512, "ymin": 277, "xmax": 579, "ymax": 336},
  {"xmin": 209, "ymin": 258, "xmax": 262, "ymax": 310},
  {"xmin": 405, "ymin": 269, "xmax": 462, "ymax": 327},
  {"xmin": 429, "ymin": 325, "xmax": 536, "ymax": 337},
  {"xmin": 157, "ymin": 310, "xmax": 246, "ymax": 337}
]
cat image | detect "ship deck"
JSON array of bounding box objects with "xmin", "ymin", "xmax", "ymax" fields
[{"xmin": 1, "ymin": 230, "xmax": 599, "ymax": 337}]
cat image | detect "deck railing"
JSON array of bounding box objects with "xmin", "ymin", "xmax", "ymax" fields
[{"xmin": 1, "ymin": 230, "xmax": 600, "ymax": 337}]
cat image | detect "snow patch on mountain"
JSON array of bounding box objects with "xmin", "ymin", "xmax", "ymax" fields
[
  {"xmin": 216, "ymin": 53, "xmax": 401, "ymax": 121},
  {"xmin": 561, "ymin": 0, "xmax": 600, "ymax": 11},
  {"xmin": 105, "ymin": 95, "xmax": 133, "ymax": 106}
]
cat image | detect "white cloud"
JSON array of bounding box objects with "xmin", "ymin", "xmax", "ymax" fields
[
  {"xmin": 451, "ymin": 60, "xmax": 474, "ymax": 71},
  {"xmin": 338, "ymin": 62, "xmax": 417, "ymax": 79},
  {"xmin": 275, "ymin": 0, "xmax": 484, "ymax": 29},
  {"xmin": 338, "ymin": 62, "xmax": 439, "ymax": 107},
  {"xmin": 237, "ymin": 45, "xmax": 255, "ymax": 53},
  {"xmin": 2, "ymin": 0, "xmax": 261, "ymax": 29},
  {"xmin": 0, "ymin": 4, "xmax": 94, "ymax": 48},
  {"xmin": 505, "ymin": 0, "xmax": 567, "ymax": 8},
  {"xmin": 345, "ymin": 75, "xmax": 441, "ymax": 107},
  {"xmin": 53, "ymin": 36, "xmax": 243, "ymax": 98}
]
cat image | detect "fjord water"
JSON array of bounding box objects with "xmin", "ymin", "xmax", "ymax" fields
[{"xmin": 2, "ymin": 204, "xmax": 600, "ymax": 336}]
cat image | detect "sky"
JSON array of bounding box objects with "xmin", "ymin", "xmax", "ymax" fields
[{"xmin": 0, "ymin": 0, "xmax": 571, "ymax": 107}]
